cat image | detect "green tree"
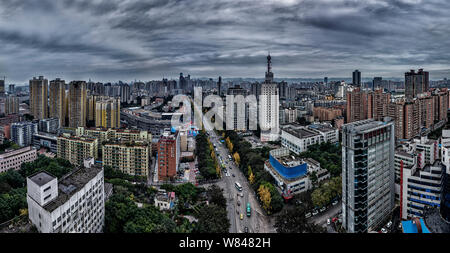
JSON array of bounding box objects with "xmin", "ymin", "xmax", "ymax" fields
[
  {"xmin": 207, "ymin": 185, "xmax": 226, "ymax": 208},
  {"xmin": 196, "ymin": 204, "xmax": 230, "ymax": 233},
  {"xmin": 275, "ymin": 206, "xmax": 325, "ymax": 233}
]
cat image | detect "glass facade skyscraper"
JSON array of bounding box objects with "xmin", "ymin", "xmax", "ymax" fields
[{"xmin": 342, "ymin": 118, "xmax": 395, "ymax": 233}]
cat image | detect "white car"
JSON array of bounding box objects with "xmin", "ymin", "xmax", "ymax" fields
[
  {"xmin": 312, "ymin": 210, "xmax": 319, "ymax": 216},
  {"xmin": 327, "ymin": 219, "xmax": 331, "ymax": 225},
  {"xmin": 381, "ymin": 228, "xmax": 388, "ymax": 233},
  {"xmin": 386, "ymin": 221, "xmax": 392, "ymax": 228}
]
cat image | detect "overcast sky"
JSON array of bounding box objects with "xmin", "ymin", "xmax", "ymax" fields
[{"xmin": 0, "ymin": 0, "xmax": 449, "ymax": 84}]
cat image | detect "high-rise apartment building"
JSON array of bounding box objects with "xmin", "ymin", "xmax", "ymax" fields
[
  {"xmin": 8, "ymin": 84, "xmax": 15, "ymax": 94},
  {"xmin": 352, "ymin": 70, "xmax": 361, "ymax": 86},
  {"xmin": 86, "ymin": 95, "xmax": 97, "ymax": 124},
  {"xmin": 346, "ymin": 88, "xmax": 369, "ymax": 123},
  {"xmin": 373, "ymin": 77, "xmax": 382, "ymax": 90},
  {"xmin": 341, "ymin": 118, "xmax": 395, "ymax": 233},
  {"xmin": 103, "ymin": 141, "xmax": 150, "ymax": 177},
  {"xmin": 29, "ymin": 76, "xmax": 48, "ymax": 120},
  {"xmin": 39, "ymin": 118, "xmax": 60, "ymax": 134},
  {"xmin": 431, "ymin": 88, "xmax": 449, "ymax": 123},
  {"xmin": 313, "ymin": 106, "xmax": 343, "ymax": 122},
  {"xmin": 346, "ymin": 88, "xmax": 391, "ymax": 123},
  {"xmin": 57, "ymin": 134, "xmax": 98, "ymax": 166},
  {"xmin": 0, "ymin": 78, "xmax": 4, "ymax": 96},
  {"xmin": 95, "ymin": 97, "xmax": 120, "ymax": 128},
  {"xmin": 405, "ymin": 69, "xmax": 429, "ymax": 99},
  {"xmin": 260, "ymin": 54, "xmax": 279, "ymax": 142},
  {"xmin": 217, "ymin": 76, "xmax": 222, "ymax": 96},
  {"xmin": 369, "ymin": 89, "xmax": 391, "ymax": 121},
  {"xmin": 157, "ymin": 130, "xmax": 180, "ymax": 181},
  {"xmin": 49, "ymin": 78, "xmax": 66, "ymax": 127},
  {"xmin": 120, "ymin": 83, "xmax": 130, "ymax": 104},
  {"xmin": 26, "ymin": 160, "xmax": 104, "ymax": 233},
  {"xmin": 278, "ymin": 81, "xmax": 288, "ymax": 100},
  {"xmin": 417, "ymin": 94, "xmax": 434, "ymax": 129},
  {"xmin": 226, "ymin": 85, "xmax": 250, "ymax": 131},
  {"xmin": 68, "ymin": 81, "xmax": 87, "ymax": 128},
  {"xmin": 5, "ymin": 95, "xmax": 19, "ymax": 115},
  {"xmin": 11, "ymin": 121, "xmax": 38, "ymax": 146}
]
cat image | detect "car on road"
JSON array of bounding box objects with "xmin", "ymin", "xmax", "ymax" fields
[
  {"xmin": 240, "ymin": 213, "xmax": 244, "ymax": 220},
  {"xmin": 386, "ymin": 221, "xmax": 392, "ymax": 229},
  {"xmin": 305, "ymin": 212, "xmax": 312, "ymax": 218},
  {"xmin": 332, "ymin": 200, "xmax": 338, "ymax": 206},
  {"xmin": 320, "ymin": 207, "xmax": 326, "ymax": 212},
  {"xmin": 381, "ymin": 228, "xmax": 388, "ymax": 233},
  {"xmin": 312, "ymin": 210, "xmax": 319, "ymax": 216},
  {"xmin": 327, "ymin": 219, "xmax": 331, "ymax": 225},
  {"xmin": 232, "ymin": 174, "xmax": 235, "ymax": 177},
  {"xmin": 238, "ymin": 192, "xmax": 244, "ymax": 197},
  {"xmin": 332, "ymin": 217, "xmax": 338, "ymax": 223},
  {"xmin": 237, "ymin": 200, "xmax": 240, "ymax": 206},
  {"xmin": 244, "ymin": 227, "xmax": 249, "ymax": 233}
]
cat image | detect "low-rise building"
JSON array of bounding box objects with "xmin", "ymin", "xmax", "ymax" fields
[
  {"xmin": 394, "ymin": 135, "xmax": 438, "ymax": 201},
  {"xmin": 102, "ymin": 140, "xmax": 150, "ymax": 177},
  {"xmin": 400, "ymin": 160, "xmax": 444, "ymax": 220},
  {"xmin": 33, "ymin": 132, "xmax": 58, "ymax": 154},
  {"xmin": 38, "ymin": 118, "xmax": 60, "ymax": 134},
  {"xmin": 264, "ymin": 147, "xmax": 330, "ymax": 199},
  {"xmin": 26, "ymin": 160, "xmax": 104, "ymax": 233},
  {"xmin": 77, "ymin": 127, "xmax": 152, "ymax": 143},
  {"xmin": 57, "ymin": 134, "xmax": 98, "ymax": 166},
  {"xmin": 154, "ymin": 189, "xmax": 176, "ymax": 211},
  {"xmin": 280, "ymin": 122, "xmax": 338, "ymax": 154},
  {"xmin": 0, "ymin": 146, "xmax": 37, "ymax": 173}
]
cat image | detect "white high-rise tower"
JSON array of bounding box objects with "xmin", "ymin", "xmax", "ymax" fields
[{"xmin": 260, "ymin": 54, "xmax": 279, "ymax": 142}]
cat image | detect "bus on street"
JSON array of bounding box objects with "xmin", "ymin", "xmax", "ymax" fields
[{"xmin": 246, "ymin": 203, "xmax": 251, "ymax": 217}]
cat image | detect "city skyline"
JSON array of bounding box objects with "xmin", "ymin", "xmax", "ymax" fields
[{"xmin": 1, "ymin": 0, "xmax": 450, "ymax": 84}]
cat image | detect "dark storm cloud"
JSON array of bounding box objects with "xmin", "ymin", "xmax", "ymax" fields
[{"xmin": 0, "ymin": 0, "xmax": 449, "ymax": 84}]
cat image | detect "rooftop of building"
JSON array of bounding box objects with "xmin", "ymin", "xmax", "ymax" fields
[
  {"xmin": 84, "ymin": 127, "xmax": 143, "ymax": 134},
  {"xmin": 33, "ymin": 131, "xmax": 58, "ymax": 139},
  {"xmin": 103, "ymin": 140, "xmax": 149, "ymax": 147},
  {"xmin": 58, "ymin": 134, "xmax": 97, "ymax": 142},
  {"xmin": 42, "ymin": 165, "xmax": 103, "ymax": 212},
  {"xmin": 307, "ymin": 123, "xmax": 336, "ymax": 133},
  {"xmin": 423, "ymin": 207, "xmax": 450, "ymax": 233},
  {"xmin": 29, "ymin": 171, "xmax": 56, "ymax": 187},
  {"xmin": 266, "ymin": 147, "xmax": 309, "ymax": 181},
  {"xmin": 413, "ymin": 160, "xmax": 443, "ymax": 177},
  {"xmin": 395, "ymin": 149, "xmax": 415, "ymax": 158},
  {"xmin": 282, "ymin": 124, "xmax": 317, "ymax": 139},
  {"xmin": 155, "ymin": 190, "xmax": 175, "ymax": 202},
  {"xmin": 342, "ymin": 118, "xmax": 393, "ymax": 133}
]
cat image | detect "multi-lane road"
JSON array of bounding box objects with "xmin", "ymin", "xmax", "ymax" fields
[{"xmin": 206, "ymin": 129, "xmax": 275, "ymax": 233}]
